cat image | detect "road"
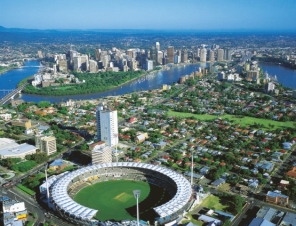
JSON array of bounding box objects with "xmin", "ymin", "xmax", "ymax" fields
[
  {"xmin": 0, "ymin": 83, "xmax": 28, "ymax": 105},
  {"xmin": 0, "ymin": 140, "xmax": 84, "ymax": 225},
  {"xmin": 1, "ymin": 177, "xmax": 75, "ymax": 226}
]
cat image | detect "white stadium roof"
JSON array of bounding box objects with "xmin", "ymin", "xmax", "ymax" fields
[{"xmin": 50, "ymin": 162, "xmax": 192, "ymax": 221}]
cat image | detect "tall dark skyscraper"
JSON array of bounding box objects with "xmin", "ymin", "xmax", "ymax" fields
[
  {"xmin": 224, "ymin": 48, "xmax": 232, "ymax": 61},
  {"xmin": 167, "ymin": 46, "xmax": 174, "ymax": 64},
  {"xmin": 181, "ymin": 50, "xmax": 188, "ymax": 63},
  {"xmin": 150, "ymin": 46, "xmax": 157, "ymax": 66}
]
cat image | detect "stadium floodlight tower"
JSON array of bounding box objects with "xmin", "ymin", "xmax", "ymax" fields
[
  {"xmin": 44, "ymin": 163, "xmax": 50, "ymax": 207},
  {"xmin": 133, "ymin": 190, "xmax": 141, "ymax": 226},
  {"xmin": 191, "ymin": 147, "xmax": 194, "ymax": 186},
  {"xmin": 114, "ymin": 133, "xmax": 118, "ymax": 162}
]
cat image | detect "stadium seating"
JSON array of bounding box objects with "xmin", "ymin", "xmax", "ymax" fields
[{"xmin": 50, "ymin": 162, "xmax": 192, "ymax": 226}]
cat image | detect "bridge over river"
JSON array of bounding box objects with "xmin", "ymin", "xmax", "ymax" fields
[{"xmin": 0, "ymin": 83, "xmax": 28, "ymax": 105}]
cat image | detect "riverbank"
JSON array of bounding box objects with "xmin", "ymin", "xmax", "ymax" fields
[
  {"xmin": 17, "ymin": 62, "xmax": 206, "ymax": 103},
  {"xmin": 0, "ymin": 65, "xmax": 21, "ymax": 75},
  {"xmin": 255, "ymin": 56, "xmax": 296, "ymax": 70},
  {"xmin": 22, "ymin": 70, "xmax": 147, "ymax": 96},
  {"xmin": 21, "ymin": 65, "xmax": 168, "ymax": 97}
]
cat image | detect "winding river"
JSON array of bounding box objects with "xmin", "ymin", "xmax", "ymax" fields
[{"xmin": 0, "ymin": 60, "xmax": 295, "ymax": 103}]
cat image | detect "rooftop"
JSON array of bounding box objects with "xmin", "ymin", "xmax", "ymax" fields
[{"xmin": 0, "ymin": 143, "xmax": 36, "ymax": 157}]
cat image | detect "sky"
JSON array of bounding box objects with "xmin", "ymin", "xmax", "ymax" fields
[{"xmin": 1, "ymin": 0, "xmax": 296, "ymax": 31}]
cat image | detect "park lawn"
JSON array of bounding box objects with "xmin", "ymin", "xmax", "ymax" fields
[
  {"xmin": 201, "ymin": 194, "xmax": 228, "ymax": 211},
  {"xmin": 74, "ymin": 180, "xmax": 150, "ymax": 221},
  {"xmin": 181, "ymin": 218, "xmax": 203, "ymax": 226},
  {"xmin": 167, "ymin": 110, "xmax": 294, "ymax": 130},
  {"xmin": 16, "ymin": 184, "xmax": 35, "ymax": 196},
  {"xmin": 218, "ymin": 183, "xmax": 231, "ymax": 192}
]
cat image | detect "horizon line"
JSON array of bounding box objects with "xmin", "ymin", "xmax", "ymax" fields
[{"xmin": 1, "ymin": 25, "xmax": 296, "ymax": 33}]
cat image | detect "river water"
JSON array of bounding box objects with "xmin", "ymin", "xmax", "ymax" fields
[
  {"xmin": 259, "ymin": 62, "xmax": 296, "ymax": 89},
  {"xmin": 0, "ymin": 60, "xmax": 295, "ymax": 103}
]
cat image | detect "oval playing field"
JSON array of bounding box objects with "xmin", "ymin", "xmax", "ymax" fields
[
  {"xmin": 74, "ymin": 180, "xmax": 171, "ymax": 221},
  {"xmin": 50, "ymin": 162, "xmax": 192, "ymax": 225}
]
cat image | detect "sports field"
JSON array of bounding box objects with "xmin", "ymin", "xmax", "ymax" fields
[
  {"xmin": 167, "ymin": 110, "xmax": 294, "ymax": 130},
  {"xmin": 74, "ymin": 180, "xmax": 172, "ymax": 221}
]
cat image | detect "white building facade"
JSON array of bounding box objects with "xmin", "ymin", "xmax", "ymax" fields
[
  {"xmin": 35, "ymin": 135, "xmax": 57, "ymax": 155},
  {"xmin": 91, "ymin": 142, "xmax": 112, "ymax": 164},
  {"xmin": 96, "ymin": 104, "xmax": 118, "ymax": 147}
]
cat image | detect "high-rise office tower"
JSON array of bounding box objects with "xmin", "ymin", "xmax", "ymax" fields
[
  {"xmin": 126, "ymin": 49, "xmax": 134, "ymax": 59},
  {"xmin": 102, "ymin": 54, "xmax": 110, "ymax": 68},
  {"xmin": 167, "ymin": 46, "xmax": 174, "ymax": 63},
  {"xmin": 96, "ymin": 103, "xmax": 118, "ymax": 147},
  {"xmin": 37, "ymin": 51, "xmax": 43, "ymax": 58},
  {"xmin": 157, "ymin": 51, "xmax": 163, "ymax": 65},
  {"xmin": 217, "ymin": 49, "xmax": 224, "ymax": 62},
  {"xmin": 177, "ymin": 50, "xmax": 182, "ymax": 57},
  {"xmin": 174, "ymin": 55, "xmax": 181, "ymax": 64},
  {"xmin": 209, "ymin": 50, "xmax": 215, "ymax": 62},
  {"xmin": 200, "ymin": 48, "xmax": 207, "ymax": 62},
  {"xmin": 89, "ymin": 60, "xmax": 98, "ymax": 73},
  {"xmin": 144, "ymin": 59, "xmax": 153, "ymax": 71},
  {"xmin": 224, "ymin": 48, "xmax": 232, "ymax": 61},
  {"xmin": 196, "ymin": 48, "xmax": 200, "ymax": 58},
  {"xmin": 119, "ymin": 58, "xmax": 127, "ymax": 70},
  {"xmin": 150, "ymin": 46, "xmax": 157, "ymax": 66},
  {"xmin": 95, "ymin": 49, "xmax": 101, "ymax": 61},
  {"xmin": 73, "ymin": 56, "xmax": 81, "ymax": 71},
  {"xmin": 181, "ymin": 50, "xmax": 188, "ymax": 63},
  {"xmin": 162, "ymin": 57, "xmax": 168, "ymax": 65},
  {"xmin": 145, "ymin": 49, "xmax": 150, "ymax": 59},
  {"xmin": 156, "ymin": 42, "xmax": 160, "ymax": 51},
  {"xmin": 80, "ymin": 54, "xmax": 89, "ymax": 71}
]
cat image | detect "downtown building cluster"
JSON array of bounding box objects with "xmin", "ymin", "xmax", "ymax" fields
[{"xmin": 40, "ymin": 42, "xmax": 233, "ymax": 75}]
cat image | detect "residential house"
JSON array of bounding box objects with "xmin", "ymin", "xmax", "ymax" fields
[
  {"xmin": 255, "ymin": 161, "xmax": 274, "ymax": 172},
  {"xmin": 49, "ymin": 159, "xmax": 67, "ymax": 171},
  {"xmin": 248, "ymin": 218, "xmax": 275, "ymax": 226},
  {"xmin": 279, "ymin": 212, "xmax": 296, "ymax": 226},
  {"xmin": 135, "ymin": 133, "xmax": 148, "ymax": 144},
  {"xmin": 266, "ymin": 191, "xmax": 289, "ymax": 205},
  {"xmin": 0, "ymin": 114, "xmax": 12, "ymax": 121},
  {"xmin": 129, "ymin": 117, "xmax": 137, "ymax": 124},
  {"xmin": 154, "ymin": 141, "xmax": 167, "ymax": 149},
  {"xmin": 211, "ymin": 178, "xmax": 225, "ymax": 187},
  {"xmin": 200, "ymin": 166, "xmax": 210, "ymax": 175},
  {"xmin": 286, "ymin": 166, "xmax": 296, "ymax": 178},
  {"xmin": 198, "ymin": 215, "xmax": 221, "ymax": 225}
]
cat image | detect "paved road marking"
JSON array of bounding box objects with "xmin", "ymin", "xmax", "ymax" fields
[{"xmin": 8, "ymin": 190, "xmax": 38, "ymax": 208}]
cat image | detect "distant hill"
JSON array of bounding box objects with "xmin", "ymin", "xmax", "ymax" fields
[{"xmin": 0, "ymin": 26, "xmax": 58, "ymax": 33}]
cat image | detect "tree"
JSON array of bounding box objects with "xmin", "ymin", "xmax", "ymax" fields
[
  {"xmin": 171, "ymin": 152, "xmax": 182, "ymax": 161},
  {"xmin": 223, "ymin": 219, "xmax": 232, "ymax": 226},
  {"xmin": 80, "ymin": 143, "xmax": 89, "ymax": 151},
  {"xmin": 38, "ymin": 101, "xmax": 51, "ymax": 108},
  {"xmin": 12, "ymin": 161, "xmax": 37, "ymax": 172},
  {"xmin": 232, "ymin": 195, "xmax": 245, "ymax": 214},
  {"xmin": 0, "ymin": 158, "xmax": 22, "ymax": 168}
]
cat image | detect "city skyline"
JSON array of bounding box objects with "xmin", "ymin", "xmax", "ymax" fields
[{"xmin": 1, "ymin": 0, "xmax": 296, "ymax": 31}]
